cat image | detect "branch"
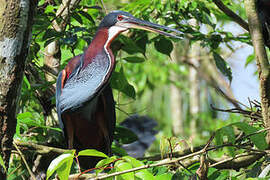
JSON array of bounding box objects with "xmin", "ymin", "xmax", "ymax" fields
[
  {"xmin": 14, "ymin": 140, "xmax": 68, "ymax": 155},
  {"xmin": 209, "ymin": 152, "xmax": 264, "ymax": 170},
  {"xmin": 244, "ymin": 0, "xmax": 270, "ymax": 144},
  {"xmin": 13, "ymin": 142, "xmax": 37, "ymax": 180},
  {"xmin": 213, "ymin": 0, "xmax": 249, "ymax": 31}
]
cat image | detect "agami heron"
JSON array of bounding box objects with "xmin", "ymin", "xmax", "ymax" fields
[{"xmin": 56, "ymin": 10, "xmax": 182, "ymax": 167}]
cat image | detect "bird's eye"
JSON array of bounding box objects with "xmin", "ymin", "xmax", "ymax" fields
[{"xmin": 117, "ymin": 15, "xmax": 123, "ymax": 21}]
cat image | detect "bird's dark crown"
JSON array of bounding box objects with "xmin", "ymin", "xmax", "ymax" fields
[{"xmin": 98, "ymin": 10, "xmax": 134, "ymax": 29}]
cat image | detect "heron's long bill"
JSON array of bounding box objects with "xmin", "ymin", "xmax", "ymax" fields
[{"xmin": 117, "ymin": 17, "xmax": 183, "ymax": 39}]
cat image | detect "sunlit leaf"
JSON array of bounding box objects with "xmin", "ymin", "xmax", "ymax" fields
[
  {"xmin": 245, "ymin": 53, "xmax": 255, "ymax": 67},
  {"xmin": 122, "ymin": 156, "xmax": 144, "ymax": 167},
  {"xmin": 115, "ymin": 161, "xmax": 134, "ymax": 180},
  {"xmin": 46, "ymin": 151, "xmax": 75, "ymax": 180},
  {"xmin": 78, "ymin": 149, "xmax": 108, "ymax": 158},
  {"xmin": 136, "ymin": 170, "xmax": 155, "ymax": 180}
]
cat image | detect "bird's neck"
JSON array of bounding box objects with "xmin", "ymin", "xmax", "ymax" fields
[
  {"xmin": 83, "ymin": 28, "xmax": 110, "ymax": 67},
  {"xmin": 83, "ymin": 27, "xmax": 125, "ymax": 68}
]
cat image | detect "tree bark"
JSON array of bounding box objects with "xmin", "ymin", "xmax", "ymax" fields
[
  {"xmin": 0, "ymin": 0, "xmax": 37, "ymax": 178},
  {"xmin": 244, "ymin": 0, "xmax": 270, "ymax": 144}
]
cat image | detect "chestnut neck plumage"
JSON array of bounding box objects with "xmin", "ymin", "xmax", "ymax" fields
[{"xmin": 83, "ymin": 26, "xmax": 127, "ymax": 68}]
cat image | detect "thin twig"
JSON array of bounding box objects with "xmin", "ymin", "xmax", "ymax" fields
[{"xmin": 13, "ymin": 142, "xmax": 37, "ymax": 180}]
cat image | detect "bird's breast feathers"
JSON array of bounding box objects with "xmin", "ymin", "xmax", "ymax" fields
[{"xmin": 57, "ymin": 50, "xmax": 113, "ymax": 114}]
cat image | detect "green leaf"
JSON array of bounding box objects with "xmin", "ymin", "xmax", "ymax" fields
[
  {"xmin": 213, "ymin": 52, "xmax": 232, "ymax": 82},
  {"xmin": 95, "ymin": 156, "xmax": 117, "ymax": 175},
  {"xmin": 136, "ymin": 170, "xmax": 155, "ymax": 180},
  {"xmin": 115, "ymin": 161, "xmax": 134, "ymax": 180},
  {"xmin": 119, "ymin": 35, "xmax": 144, "ymax": 55},
  {"xmin": 17, "ymin": 112, "xmax": 33, "ymax": 120},
  {"xmin": 123, "ymin": 157, "xmax": 155, "ymax": 180},
  {"xmin": 245, "ymin": 53, "xmax": 255, "ymax": 67},
  {"xmin": 227, "ymin": 146, "xmax": 236, "ymax": 157},
  {"xmin": 78, "ymin": 10, "xmax": 95, "ymax": 24},
  {"xmin": 156, "ymin": 173, "xmax": 173, "ymax": 180},
  {"xmin": 123, "ymin": 56, "xmax": 145, "ymax": 63},
  {"xmin": 114, "ymin": 125, "xmax": 138, "ymax": 144},
  {"xmin": 78, "ymin": 149, "xmax": 108, "ymax": 158},
  {"xmin": 233, "ymin": 122, "xmax": 268, "ymax": 150},
  {"xmin": 42, "ymin": 29, "xmax": 62, "ymax": 41},
  {"xmin": 0, "ymin": 154, "xmax": 6, "ymax": 173},
  {"xmin": 71, "ymin": 12, "xmax": 83, "ymax": 24},
  {"xmin": 122, "ymin": 156, "xmax": 144, "ymax": 167},
  {"xmin": 56, "ymin": 156, "xmax": 74, "ymax": 180},
  {"xmin": 111, "ymin": 144, "xmax": 128, "ymax": 156},
  {"xmin": 215, "ymin": 129, "xmax": 223, "ymax": 146},
  {"xmin": 110, "ymin": 68, "xmax": 136, "ymax": 99},
  {"xmin": 154, "ymin": 37, "xmax": 173, "ymax": 57},
  {"xmin": 45, "ymin": 5, "xmax": 55, "ymax": 13},
  {"xmin": 222, "ymin": 125, "xmax": 235, "ymax": 144},
  {"xmin": 46, "ymin": 151, "xmax": 75, "ymax": 180}
]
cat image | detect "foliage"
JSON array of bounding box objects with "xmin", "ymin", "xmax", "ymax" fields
[{"xmin": 5, "ymin": 0, "xmax": 270, "ymax": 179}]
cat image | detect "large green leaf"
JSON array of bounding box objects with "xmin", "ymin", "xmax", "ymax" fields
[
  {"xmin": 213, "ymin": 52, "xmax": 232, "ymax": 82},
  {"xmin": 46, "ymin": 151, "xmax": 75, "ymax": 180},
  {"xmin": 77, "ymin": 149, "xmax": 108, "ymax": 158}
]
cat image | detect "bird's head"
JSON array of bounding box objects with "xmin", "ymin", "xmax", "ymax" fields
[{"xmin": 98, "ymin": 10, "xmax": 182, "ymax": 39}]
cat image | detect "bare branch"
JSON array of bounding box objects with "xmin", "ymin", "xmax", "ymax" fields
[
  {"xmin": 14, "ymin": 140, "xmax": 68, "ymax": 155},
  {"xmin": 13, "ymin": 142, "xmax": 37, "ymax": 180},
  {"xmin": 213, "ymin": 0, "xmax": 249, "ymax": 31}
]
